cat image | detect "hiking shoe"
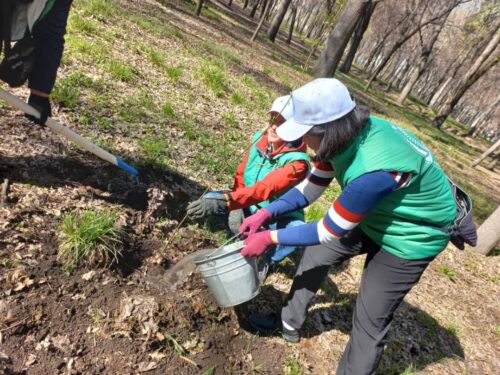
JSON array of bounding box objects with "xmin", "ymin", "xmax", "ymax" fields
[{"xmin": 249, "ymin": 312, "xmax": 300, "ymax": 343}]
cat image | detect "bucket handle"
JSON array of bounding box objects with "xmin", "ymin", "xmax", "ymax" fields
[{"xmin": 205, "ymin": 232, "xmax": 243, "ymax": 259}]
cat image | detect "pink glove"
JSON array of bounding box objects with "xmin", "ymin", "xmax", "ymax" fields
[
  {"xmin": 241, "ymin": 230, "xmax": 275, "ymax": 258},
  {"xmin": 239, "ymin": 209, "xmax": 272, "ymax": 237}
]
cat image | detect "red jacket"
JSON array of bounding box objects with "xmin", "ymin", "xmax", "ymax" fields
[{"xmin": 228, "ymin": 133, "xmax": 309, "ymax": 211}]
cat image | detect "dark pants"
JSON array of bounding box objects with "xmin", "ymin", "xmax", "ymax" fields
[
  {"xmin": 281, "ymin": 227, "xmax": 434, "ymax": 375},
  {"xmin": 28, "ymin": 0, "xmax": 73, "ymax": 94}
]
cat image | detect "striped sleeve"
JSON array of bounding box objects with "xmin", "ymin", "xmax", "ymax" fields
[
  {"xmin": 295, "ymin": 161, "xmax": 335, "ymax": 203},
  {"xmin": 263, "ymin": 161, "xmax": 335, "ymax": 218},
  {"xmin": 277, "ymin": 171, "xmax": 412, "ymax": 246}
]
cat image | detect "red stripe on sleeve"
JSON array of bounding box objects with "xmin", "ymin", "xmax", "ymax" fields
[{"xmin": 332, "ymin": 199, "xmax": 367, "ymax": 223}]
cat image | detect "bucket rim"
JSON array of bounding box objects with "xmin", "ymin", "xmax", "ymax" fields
[{"xmin": 193, "ymin": 240, "xmax": 245, "ymax": 265}]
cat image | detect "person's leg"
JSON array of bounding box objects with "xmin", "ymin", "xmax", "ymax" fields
[
  {"xmin": 29, "ymin": 0, "xmax": 73, "ymax": 95},
  {"xmin": 281, "ymin": 227, "xmax": 377, "ymax": 329},
  {"xmin": 336, "ymin": 249, "xmax": 434, "ymax": 375}
]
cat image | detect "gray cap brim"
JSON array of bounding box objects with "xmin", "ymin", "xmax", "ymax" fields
[{"xmin": 276, "ymin": 117, "xmax": 313, "ymax": 142}]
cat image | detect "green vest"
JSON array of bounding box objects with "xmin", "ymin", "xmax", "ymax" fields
[
  {"xmin": 331, "ymin": 117, "xmax": 456, "ymax": 260},
  {"xmin": 244, "ymin": 132, "xmax": 309, "ymax": 220}
]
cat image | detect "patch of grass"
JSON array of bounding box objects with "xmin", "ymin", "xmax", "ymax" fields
[
  {"xmin": 106, "ymin": 60, "xmax": 136, "ymax": 82},
  {"xmin": 305, "ymin": 203, "xmax": 326, "ymax": 222},
  {"xmin": 202, "ymin": 43, "xmax": 242, "ymax": 65},
  {"xmin": 147, "ymin": 48, "xmax": 166, "ymax": 68},
  {"xmin": 437, "ymin": 263, "xmax": 458, "ymax": 282},
  {"xmin": 201, "ymin": 366, "xmax": 215, "ymax": 375},
  {"xmin": 283, "ymin": 356, "xmax": 302, "ymax": 375},
  {"xmin": 81, "ymin": 0, "xmax": 117, "ymax": 20},
  {"xmin": 446, "ymin": 322, "xmax": 463, "ymax": 337},
  {"xmin": 165, "ymin": 65, "xmax": 182, "ymax": 82},
  {"xmin": 231, "ymin": 91, "xmax": 246, "ymax": 105},
  {"xmin": 57, "ymin": 209, "xmax": 123, "ymax": 274},
  {"xmin": 65, "ymin": 36, "xmax": 108, "ymax": 63},
  {"xmin": 400, "ymin": 364, "xmax": 417, "ymax": 375},
  {"xmin": 68, "ymin": 13, "xmax": 99, "ymax": 35},
  {"xmin": 162, "ymin": 101, "xmax": 175, "ymax": 119},
  {"xmin": 198, "ymin": 61, "xmax": 227, "ymax": 97},
  {"xmin": 51, "ymin": 72, "xmax": 92, "ymax": 108},
  {"xmin": 222, "ymin": 111, "xmax": 237, "ymax": 126},
  {"xmin": 139, "ymin": 137, "xmax": 169, "ymax": 161}
]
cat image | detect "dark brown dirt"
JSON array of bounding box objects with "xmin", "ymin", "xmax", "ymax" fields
[{"xmin": 0, "ymin": 110, "xmax": 285, "ymax": 375}]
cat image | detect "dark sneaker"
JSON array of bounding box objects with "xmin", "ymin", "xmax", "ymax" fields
[{"xmin": 249, "ymin": 312, "xmax": 300, "ymax": 343}]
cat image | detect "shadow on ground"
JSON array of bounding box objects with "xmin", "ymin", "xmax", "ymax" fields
[{"xmin": 236, "ymin": 275, "xmax": 464, "ymax": 374}]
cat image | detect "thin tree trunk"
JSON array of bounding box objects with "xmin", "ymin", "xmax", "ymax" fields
[
  {"xmin": 471, "ymin": 138, "xmax": 500, "ymax": 168},
  {"xmin": 243, "ymin": 0, "xmax": 249, "ymax": 9},
  {"xmin": 267, "ymin": 0, "xmax": 292, "ymax": 42},
  {"xmin": 259, "ymin": 0, "xmax": 268, "ymax": 19},
  {"xmin": 312, "ymin": 0, "xmax": 369, "ymax": 78},
  {"xmin": 227, "ymin": 0, "xmax": 233, "ymax": 7},
  {"xmin": 433, "ymin": 26, "xmax": 499, "ymax": 128},
  {"xmin": 195, "ymin": 0, "xmax": 204, "ymax": 16},
  {"xmin": 468, "ymin": 95, "xmax": 500, "ymax": 137},
  {"xmin": 286, "ymin": 6, "xmax": 297, "ymax": 44},
  {"xmin": 365, "ymin": 2, "xmax": 461, "ymax": 90},
  {"xmin": 339, "ymin": 1, "xmax": 377, "ymax": 74},
  {"xmin": 486, "ymin": 154, "xmax": 498, "ymax": 170},
  {"xmin": 397, "ymin": 19, "xmax": 447, "ymax": 105},
  {"xmin": 474, "ymin": 205, "xmax": 500, "ymax": 255},
  {"xmin": 251, "ymin": 0, "xmax": 273, "ymax": 42},
  {"xmin": 250, "ymin": 0, "xmax": 260, "ymax": 18}
]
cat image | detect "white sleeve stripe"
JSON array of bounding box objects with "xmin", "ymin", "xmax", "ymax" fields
[
  {"xmin": 317, "ymin": 220, "xmax": 340, "ymax": 243},
  {"xmin": 327, "ymin": 206, "xmax": 357, "ymax": 231},
  {"xmin": 310, "ymin": 167, "xmax": 335, "ymax": 179},
  {"xmin": 297, "ymin": 179, "xmax": 326, "ymax": 203}
]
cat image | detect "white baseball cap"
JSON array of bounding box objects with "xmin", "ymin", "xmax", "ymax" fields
[
  {"xmin": 268, "ymin": 95, "xmax": 294, "ymax": 121},
  {"xmin": 276, "ymin": 78, "xmax": 356, "ymax": 141}
]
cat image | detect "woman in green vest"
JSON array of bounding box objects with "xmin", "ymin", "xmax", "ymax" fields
[
  {"xmin": 239, "ymin": 78, "xmax": 457, "ymax": 374},
  {"xmin": 187, "ymin": 95, "xmax": 310, "ymax": 279}
]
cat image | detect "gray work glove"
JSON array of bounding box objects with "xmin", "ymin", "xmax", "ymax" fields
[
  {"xmin": 187, "ymin": 191, "xmax": 229, "ymax": 219},
  {"xmin": 228, "ymin": 209, "xmax": 245, "ymax": 235}
]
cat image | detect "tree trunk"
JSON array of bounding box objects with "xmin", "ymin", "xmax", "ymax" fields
[
  {"xmin": 468, "ymin": 95, "xmax": 500, "ymax": 137},
  {"xmin": 339, "ymin": 1, "xmax": 377, "ymax": 74},
  {"xmin": 286, "ymin": 6, "xmax": 297, "ymax": 44},
  {"xmin": 250, "ymin": 0, "xmax": 260, "ymax": 18},
  {"xmin": 471, "ymin": 138, "xmax": 500, "ymax": 168},
  {"xmin": 195, "ymin": 0, "xmax": 204, "ymax": 16},
  {"xmin": 473, "ymin": 205, "xmax": 500, "ymax": 255},
  {"xmin": 251, "ymin": 0, "xmax": 273, "ymax": 42},
  {"xmin": 486, "ymin": 154, "xmax": 498, "ymax": 170},
  {"xmin": 433, "ymin": 26, "xmax": 499, "ymax": 128},
  {"xmin": 397, "ymin": 21, "xmax": 446, "ymax": 105},
  {"xmin": 243, "ymin": 0, "xmax": 249, "ymax": 9},
  {"xmin": 267, "ymin": 0, "xmax": 292, "ymax": 42},
  {"xmin": 228, "ymin": 0, "xmax": 233, "ymax": 8},
  {"xmin": 312, "ymin": 0, "xmax": 369, "ymax": 78},
  {"xmin": 365, "ymin": 2, "xmax": 462, "ymax": 90},
  {"xmin": 259, "ymin": 0, "xmax": 268, "ymax": 19}
]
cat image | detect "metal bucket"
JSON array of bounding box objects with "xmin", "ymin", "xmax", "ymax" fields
[{"xmin": 193, "ymin": 240, "xmax": 260, "ymax": 307}]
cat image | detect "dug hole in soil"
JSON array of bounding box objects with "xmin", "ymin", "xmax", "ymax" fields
[{"xmin": 0, "ymin": 113, "xmax": 286, "ymax": 374}]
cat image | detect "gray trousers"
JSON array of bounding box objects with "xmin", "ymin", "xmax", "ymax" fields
[{"xmin": 281, "ymin": 227, "xmax": 434, "ymax": 375}]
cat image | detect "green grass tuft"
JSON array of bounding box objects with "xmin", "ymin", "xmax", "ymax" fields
[
  {"xmin": 283, "ymin": 356, "xmax": 302, "ymax": 375},
  {"xmin": 222, "ymin": 111, "xmax": 237, "ymax": 126},
  {"xmin": 106, "ymin": 60, "xmax": 136, "ymax": 82},
  {"xmin": 51, "ymin": 72, "xmax": 92, "ymax": 108},
  {"xmin": 162, "ymin": 101, "xmax": 175, "ymax": 119},
  {"xmin": 198, "ymin": 61, "xmax": 227, "ymax": 97},
  {"xmin": 57, "ymin": 209, "xmax": 123, "ymax": 274},
  {"xmin": 305, "ymin": 203, "xmax": 326, "ymax": 222},
  {"xmin": 165, "ymin": 65, "xmax": 182, "ymax": 82},
  {"xmin": 437, "ymin": 264, "xmax": 458, "ymax": 282}
]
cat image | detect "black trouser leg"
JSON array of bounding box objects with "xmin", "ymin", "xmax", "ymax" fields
[
  {"xmin": 336, "ymin": 249, "xmax": 434, "ymax": 375},
  {"xmin": 281, "ymin": 227, "xmax": 377, "ymax": 329}
]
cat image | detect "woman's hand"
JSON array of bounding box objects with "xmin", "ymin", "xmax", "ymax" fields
[
  {"xmin": 239, "ymin": 209, "xmax": 272, "ymax": 236},
  {"xmin": 241, "ymin": 230, "xmax": 275, "ymax": 258}
]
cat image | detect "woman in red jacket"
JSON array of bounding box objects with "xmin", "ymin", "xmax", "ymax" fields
[{"xmin": 187, "ymin": 96, "xmax": 310, "ymax": 276}]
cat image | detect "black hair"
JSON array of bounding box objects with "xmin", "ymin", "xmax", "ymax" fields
[{"xmin": 308, "ymin": 105, "xmax": 370, "ymax": 162}]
